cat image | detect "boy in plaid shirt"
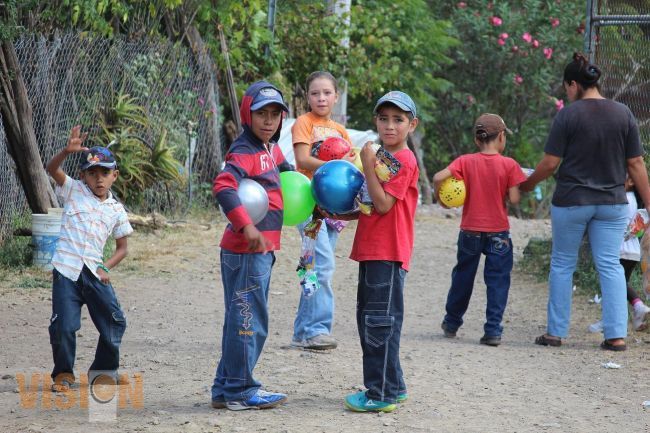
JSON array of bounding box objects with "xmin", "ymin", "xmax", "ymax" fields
[{"xmin": 46, "ymin": 125, "xmax": 133, "ymax": 391}]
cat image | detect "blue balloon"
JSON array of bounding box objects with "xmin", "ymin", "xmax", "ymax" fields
[{"xmin": 311, "ymin": 160, "xmax": 365, "ymax": 214}]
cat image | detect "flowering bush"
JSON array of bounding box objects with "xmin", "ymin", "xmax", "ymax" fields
[{"xmin": 430, "ymin": 0, "xmax": 584, "ymax": 171}]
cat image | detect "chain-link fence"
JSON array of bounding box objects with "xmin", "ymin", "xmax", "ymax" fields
[
  {"xmin": 585, "ymin": 0, "xmax": 650, "ymax": 148},
  {"xmin": 0, "ymin": 32, "xmax": 223, "ymax": 242}
]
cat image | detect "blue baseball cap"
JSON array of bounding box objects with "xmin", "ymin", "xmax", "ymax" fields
[
  {"xmin": 250, "ymin": 87, "xmax": 289, "ymax": 112},
  {"xmin": 373, "ymin": 91, "xmax": 417, "ymax": 118},
  {"xmin": 79, "ymin": 147, "xmax": 117, "ymax": 170}
]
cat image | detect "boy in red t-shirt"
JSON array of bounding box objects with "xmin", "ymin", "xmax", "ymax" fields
[
  {"xmin": 433, "ymin": 113, "xmax": 527, "ymax": 347},
  {"xmin": 344, "ymin": 91, "xmax": 420, "ymax": 413}
]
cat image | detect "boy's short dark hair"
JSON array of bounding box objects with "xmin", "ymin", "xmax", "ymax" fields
[{"xmin": 79, "ymin": 147, "xmax": 117, "ymax": 171}]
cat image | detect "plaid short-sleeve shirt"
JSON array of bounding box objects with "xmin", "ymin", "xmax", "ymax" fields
[{"xmin": 51, "ymin": 175, "xmax": 133, "ymax": 282}]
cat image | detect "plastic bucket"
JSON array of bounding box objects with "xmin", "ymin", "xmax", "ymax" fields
[{"xmin": 32, "ymin": 210, "xmax": 63, "ymax": 269}]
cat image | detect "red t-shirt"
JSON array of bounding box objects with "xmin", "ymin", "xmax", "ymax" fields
[
  {"xmin": 448, "ymin": 153, "xmax": 526, "ymax": 232},
  {"xmin": 350, "ymin": 148, "xmax": 419, "ymax": 271}
]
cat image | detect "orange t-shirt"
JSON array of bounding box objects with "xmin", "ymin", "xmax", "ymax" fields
[{"xmin": 291, "ymin": 112, "xmax": 351, "ymax": 178}]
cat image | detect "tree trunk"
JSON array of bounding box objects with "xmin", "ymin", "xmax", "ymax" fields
[
  {"xmin": 409, "ymin": 131, "xmax": 433, "ymax": 204},
  {"xmin": 0, "ymin": 40, "xmax": 57, "ymax": 214}
]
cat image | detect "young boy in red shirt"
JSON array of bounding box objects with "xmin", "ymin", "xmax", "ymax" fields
[
  {"xmin": 344, "ymin": 91, "xmax": 420, "ymax": 413},
  {"xmin": 433, "ymin": 113, "xmax": 527, "ymax": 347}
]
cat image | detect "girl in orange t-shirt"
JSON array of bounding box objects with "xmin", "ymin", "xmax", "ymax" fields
[{"xmin": 290, "ymin": 71, "xmax": 355, "ymax": 350}]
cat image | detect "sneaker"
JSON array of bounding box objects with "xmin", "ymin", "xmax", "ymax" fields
[
  {"xmin": 226, "ymin": 389, "xmax": 287, "ymax": 411},
  {"xmin": 344, "ymin": 391, "xmax": 396, "ymax": 413},
  {"xmin": 293, "ymin": 334, "xmax": 338, "ymax": 350},
  {"xmin": 633, "ymin": 303, "xmax": 650, "ymax": 331},
  {"xmin": 396, "ymin": 392, "xmax": 408, "ymax": 404},
  {"xmin": 441, "ymin": 322, "xmax": 457, "ymax": 338},
  {"xmin": 588, "ymin": 320, "xmax": 603, "ymax": 333},
  {"xmin": 479, "ymin": 335, "xmax": 501, "ymax": 346}
]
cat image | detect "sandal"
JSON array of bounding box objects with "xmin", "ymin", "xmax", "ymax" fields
[
  {"xmin": 600, "ymin": 339, "xmax": 627, "ymax": 352},
  {"xmin": 534, "ymin": 334, "xmax": 562, "ymax": 347}
]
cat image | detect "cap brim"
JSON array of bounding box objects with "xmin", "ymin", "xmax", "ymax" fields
[
  {"xmin": 373, "ymin": 100, "xmax": 415, "ymax": 116},
  {"xmin": 250, "ymin": 100, "xmax": 289, "ymax": 112},
  {"xmin": 80, "ymin": 162, "xmax": 117, "ymax": 170}
]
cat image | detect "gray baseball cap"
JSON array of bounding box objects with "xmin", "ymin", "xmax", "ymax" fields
[{"xmin": 373, "ymin": 91, "xmax": 417, "ymax": 118}]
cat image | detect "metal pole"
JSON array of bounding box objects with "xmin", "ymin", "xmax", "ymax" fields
[
  {"xmin": 328, "ymin": 0, "xmax": 351, "ymax": 125},
  {"xmin": 265, "ymin": 0, "xmax": 277, "ymax": 58},
  {"xmin": 584, "ymin": 0, "xmax": 597, "ymax": 62},
  {"xmin": 187, "ymin": 121, "xmax": 195, "ymax": 204}
]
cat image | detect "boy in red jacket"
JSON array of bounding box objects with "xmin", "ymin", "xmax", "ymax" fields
[{"xmin": 210, "ymin": 81, "xmax": 293, "ymax": 411}]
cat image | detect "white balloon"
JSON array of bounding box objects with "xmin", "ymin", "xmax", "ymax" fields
[{"xmin": 237, "ymin": 178, "xmax": 269, "ymax": 225}]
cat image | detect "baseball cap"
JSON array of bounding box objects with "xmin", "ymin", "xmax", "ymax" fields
[
  {"xmin": 474, "ymin": 113, "xmax": 512, "ymax": 137},
  {"xmin": 79, "ymin": 147, "xmax": 117, "ymax": 171},
  {"xmin": 373, "ymin": 91, "xmax": 417, "ymax": 118},
  {"xmin": 250, "ymin": 87, "xmax": 289, "ymax": 112}
]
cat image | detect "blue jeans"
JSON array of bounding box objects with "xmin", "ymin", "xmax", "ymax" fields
[
  {"xmin": 443, "ymin": 230, "xmax": 513, "ymax": 337},
  {"xmin": 49, "ymin": 266, "xmax": 126, "ymax": 381},
  {"xmin": 212, "ymin": 250, "xmax": 274, "ymax": 402},
  {"xmin": 356, "ymin": 261, "xmax": 406, "ymax": 404},
  {"xmin": 293, "ymin": 219, "xmax": 339, "ymax": 341},
  {"xmin": 548, "ymin": 204, "xmax": 628, "ymax": 339}
]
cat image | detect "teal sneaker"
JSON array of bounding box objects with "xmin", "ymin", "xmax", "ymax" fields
[
  {"xmin": 344, "ymin": 391, "xmax": 396, "ymax": 413},
  {"xmin": 397, "ymin": 392, "xmax": 408, "ymax": 403}
]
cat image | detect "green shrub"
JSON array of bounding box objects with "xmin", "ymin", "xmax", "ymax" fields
[{"xmin": 0, "ymin": 214, "xmax": 33, "ymax": 269}]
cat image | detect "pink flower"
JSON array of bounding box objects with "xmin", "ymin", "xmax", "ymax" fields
[
  {"xmin": 532, "ymin": 40, "xmax": 540, "ymax": 48},
  {"xmin": 457, "ymin": 1, "xmax": 467, "ymax": 8},
  {"xmin": 555, "ymin": 99, "xmax": 564, "ymax": 111},
  {"xmin": 543, "ymin": 47, "xmax": 553, "ymax": 59},
  {"xmin": 499, "ymin": 33, "xmax": 509, "ymax": 39},
  {"xmin": 522, "ymin": 32, "xmax": 532, "ymax": 43},
  {"xmin": 514, "ymin": 74, "xmax": 524, "ymax": 85},
  {"xmin": 198, "ymin": 97, "xmax": 205, "ymax": 106},
  {"xmin": 490, "ymin": 16, "xmax": 503, "ymax": 26},
  {"xmin": 511, "ymin": 45, "xmax": 519, "ymax": 53},
  {"xmin": 467, "ymin": 95, "xmax": 475, "ymax": 105},
  {"xmin": 550, "ymin": 17, "xmax": 560, "ymax": 27},
  {"xmin": 497, "ymin": 38, "xmax": 506, "ymax": 46}
]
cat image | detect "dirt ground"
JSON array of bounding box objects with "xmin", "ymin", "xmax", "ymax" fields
[{"xmin": 1, "ymin": 205, "xmax": 649, "ymax": 433}]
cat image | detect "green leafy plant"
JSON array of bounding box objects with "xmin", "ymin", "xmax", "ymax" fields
[{"xmin": 94, "ymin": 91, "xmax": 184, "ymax": 207}]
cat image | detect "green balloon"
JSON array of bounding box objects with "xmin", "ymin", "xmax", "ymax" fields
[{"xmin": 280, "ymin": 171, "xmax": 315, "ymax": 226}]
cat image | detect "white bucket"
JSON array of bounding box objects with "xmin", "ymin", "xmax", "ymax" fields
[{"xmin": 32, "ymin": 210, "xmax": 63, "ymax": 269}]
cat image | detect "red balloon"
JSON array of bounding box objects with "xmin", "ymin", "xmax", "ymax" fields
[{"xmin": 316, "ymin": 137, "xmax": 351, "ymax": 161}]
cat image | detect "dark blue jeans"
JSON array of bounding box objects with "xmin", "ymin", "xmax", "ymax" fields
[
  {"xmin": 356, "ymin": 261, "xmax": 406, "ymax": 404},
  {"xmin": 212, "ymin": 250, "xmax": 275, "ymax": 402},
  {"xmin": 443, "ymin": 230, "xmax": 513, "ymax": 337},
  {"xmin": 49, "ymin": 266, "xmax": 127, "ymax": 381}
]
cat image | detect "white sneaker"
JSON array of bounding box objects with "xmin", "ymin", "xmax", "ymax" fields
[
  {"xmin": 588, "ymin": 320, "xmax": 603, "ymax": 333},
  {"xmin": 632, "ymin": 303, "xmax": 650, "ymax": 331}
]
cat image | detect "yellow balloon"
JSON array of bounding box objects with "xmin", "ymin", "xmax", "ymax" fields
[
  {"xmin": 439, "ymin": 177, "xmax": 466, "ymax": 208},
  {"xmin": 352, "ymin": 147, "xmax": 363, "ymax": 172}
]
